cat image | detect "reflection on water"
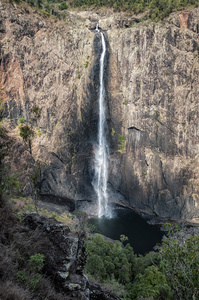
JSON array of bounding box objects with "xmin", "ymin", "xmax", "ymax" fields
[{"xmin": 88, "ymin": 208, "xmax": 163, "ymax": 255}]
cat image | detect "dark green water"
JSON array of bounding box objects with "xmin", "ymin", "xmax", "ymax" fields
[{"xmin": 89, "ymin": 208, "xmax": 163, "ymax": 255}]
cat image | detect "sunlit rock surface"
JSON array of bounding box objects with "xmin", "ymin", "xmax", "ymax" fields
[{"xmin": 1, "ymin": 0, "xmax": 199, "ymax": 220}]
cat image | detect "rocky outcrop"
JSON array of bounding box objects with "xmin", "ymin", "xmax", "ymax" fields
[
  {"xmin": 23, "ymin": 213, "xmax": 89, "ymax": 299},
  {"xmin": 23, "ymin": 213, "xmax": 121, "ymax": 300},
  {"xmin": 1, "ymin": 0, "xmax": 199, "ymax": 220}
]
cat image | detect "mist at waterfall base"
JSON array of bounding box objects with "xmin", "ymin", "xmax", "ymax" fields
[{"xmin": 88, "ymin": 208, "xmax": 164, "ymax": 255}]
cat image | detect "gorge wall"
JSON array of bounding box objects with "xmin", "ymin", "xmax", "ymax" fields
[
  {"xmin": 1, "ymin": 0, "xmax": 199, "ymax": 220},
  {"xmin": 106, "ymin": 10, "xmax": 199, "ymax": 219}
]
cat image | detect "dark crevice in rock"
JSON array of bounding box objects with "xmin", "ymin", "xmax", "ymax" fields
[
  {"xmin": 40, "ymin": 194, "xmax": 76, "ymax": 211},
  {"xmin": 51, "ymin": 151, "xmax": 65, "ymax": 164},
  {"xmin": 128, "ymin": 126, "xmax": 142, "ymax": 131},
  {"xmin": 160, "ymin": 160, "xmax": 168, "ymax": 188}
]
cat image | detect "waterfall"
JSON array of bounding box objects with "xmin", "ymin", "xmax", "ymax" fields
[{"xmin": 93, "ymin": 25, "xmax": 111, "ymax": 218}]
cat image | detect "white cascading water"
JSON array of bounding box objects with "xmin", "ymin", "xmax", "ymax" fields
[{"xmin": 93, "ymin": 24, "xmax": 111, "ymax": 218}]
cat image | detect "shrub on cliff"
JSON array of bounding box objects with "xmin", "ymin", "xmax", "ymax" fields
[
  {"xmin": 18, "ymin": 120, "xmax": 34, "ymax": 154},
  {"xmin": 19, "ymin": 124, "xmax": 34, "ymax": 143}
]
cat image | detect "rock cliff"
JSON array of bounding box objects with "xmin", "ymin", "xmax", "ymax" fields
[
  {"xmin": 23, "ymin": 213, "xmax": 120, "ymax": 300},
  {"xmin": 106, "ymin": 9, "xmax": 199, "ymax": 219},
  {"xmin": 0, "ymin": 194, "xmax": 120, "ymax": 300},
  {"xmin": 1, "ymin": 0, "xmax": 199, "ymax": 220}
]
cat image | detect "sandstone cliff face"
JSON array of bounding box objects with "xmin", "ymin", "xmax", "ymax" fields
[
  {"xmin": 0, "ymin": 0, "xmax": 97, "ymax": 202},
  {"xmin": 1, "ymin": 0, "xmax": 199, "ymax": 220},
  {"xmin": 105, "ymin": 10, "xmax": 199, "ymax": 219}
]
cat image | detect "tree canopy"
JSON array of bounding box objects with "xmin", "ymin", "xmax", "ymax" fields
[{"xmin": 18, "ymin": 0, "xmax": 199, "ymax": 21}]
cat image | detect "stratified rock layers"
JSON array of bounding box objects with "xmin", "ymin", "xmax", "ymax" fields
[{"xmin": 1, "ymin": 0, "xmax": 199, "ymax": 220}]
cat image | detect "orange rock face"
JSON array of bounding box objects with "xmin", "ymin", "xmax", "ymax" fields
[
  {"xmin": 0, "ymin": 54, "xmax": 24, "ymax": 103},
  {"xmin": 179, "ymin": 11, "xmax": 190, "ymax": 29}
]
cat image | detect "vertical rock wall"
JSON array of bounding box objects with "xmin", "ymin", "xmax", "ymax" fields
[
  {"xmin": 106, "ymin": 9, "xmax": 199, "ymax": 219},
  {"xmin": 1, "ymin": 0, "xmax": 199, "ymax": 220},
  {"xmin": 0, "ymin": 1, "xmax": 98, "ymax": 203}
]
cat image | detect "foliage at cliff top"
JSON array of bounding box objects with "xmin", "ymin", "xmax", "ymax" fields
[
  {"xmin": 71, "ymin": 0, "xmax": 199, "ymax": 19},
  {"xmin": 13, "ymin": 0, "xmax": 199, "ymax": 21}
]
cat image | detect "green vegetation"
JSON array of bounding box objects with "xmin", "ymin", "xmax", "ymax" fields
[
  {"xmin": 85, "ymin": 233, "xmax": 168, "ymax": 299},
  {"xmin": 9, "ymin": 196, "xmax": 76, "ymax": 229},
  {"xmin": 86, "ymin": 234, "xmax": 135, "ymax": 284},
  {"xmin": 111, "ymin": 128, "xmax": 115, "ymax": 136},
  {"xmin": 85, "ymin": 60, "xmax": 89, "ymax": 68},
  {"xmin": 19, "ymin": 124, "xmax": 34, "ymax": 142},
  {"xmin": 129, "ymin": 265, "xmax": 173, "ymax": 299},
  {"xmin": 17, "ymin": 253, "xmax": 45, "ymax": 291},
  {"xmin": 71, "ymin": 0, "xmax": 198, "ymax": 20},
  {"xmin": 18, "ymin": 118, "xmax": 34, "ymax": 153},
  {"xmin": 159, "ymin": 235, "xmax": 199, "ymax": 299},
  {"xmin": 0, "ymin": 194, "xmax": 70, "ymax": 299},
  {"xmin": 37, "ymin": 128, "xmax": 42, "ymax": 137},
  {"xmin": 19, "ymin": 123, "xmax": 34, "ymax": 154},
  {"xmin": 0, "ymin": 99, "xmax": 4, "ymax": 113},
  {"xmin": 162, "ymin": 222, "xmax": 181, "ymax": 234},
  {"xmin": 30, "ymin": 106, "xmax": 41, "ymax": 120},
  {"xmin": 18, "ymin": 117, "xmax": 25, "ymax": 125},
  {"xmin": 118, "ymin": 135, "xmax": 125, "ymax": 143},
  {"xmin": 85, "ymin": 230, "xmax": 199, "ymax": 299},
  {"xmin": 118, "ymin": 134, "xmax": 125, "ymax": 152},
  {"xmin": 0, "ymin": 171, "xmax": 21, "ymax": 196},
  {"xmin": 54, "ymin": 120, "xmax": 59, "ymax": 129},
  {"xmin": 13, "ymin": 0, "xmax": 199, "ymax": 21},
  {"xmin": 58, "ymin": 2, "xmax": 68, "ymax": 10}
]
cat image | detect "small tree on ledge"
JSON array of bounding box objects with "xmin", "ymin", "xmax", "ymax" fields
[{"xmin": 18, "ymin": 119, "xmax": 34, "ymax": 154}]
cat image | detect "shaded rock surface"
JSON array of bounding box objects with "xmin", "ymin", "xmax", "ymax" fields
[
  {"xmin": 23, "ymin": 213, "xmax": 120, "ymax": 300},
  {"xmin": 23, "ymin": 213, "xmax": 89, "ymax": 299},
  {"xmin": 107, "ymin": 9, "xmax": 199, "ymax": 219},
  {"xmin": 1, "ymin": 0, "xmax": 199, "ymax": 220}
]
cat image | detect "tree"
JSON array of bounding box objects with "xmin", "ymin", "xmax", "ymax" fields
[
  {"xmin": 19, "ymin": 124, "xmax": 34, "ymax": 143},
  {"xmin": 120, "ymin": 234, "xmax": 128, "ymax": 244},
  {"xmin": 86, "ymin": 254, "xmax": 106, "ymax": 280},
  {"xmin": 85, "ymin": 234, "xmax": 135, "ymax": 284},
  {"xmin": 18, "ymin": 119, "xmax": 34, "ymax": 154},
  {"xmin": 129, "ymin": 265, "xmax": 173, "ymax": 299},
  {"xmin": 159, "ymin": 236, "xmax": 199, "ymax": 299}
]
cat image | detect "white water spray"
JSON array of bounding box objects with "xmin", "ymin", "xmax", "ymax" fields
[
  {"xmin": 93, "ymin": 24, "xmax": 111, "ymax": 218},
  {"xmin": 95, "ymin": 23, "xmax": 99, "ymax": 32}
]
